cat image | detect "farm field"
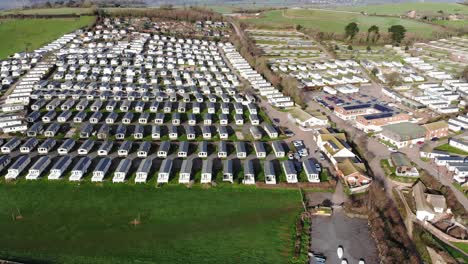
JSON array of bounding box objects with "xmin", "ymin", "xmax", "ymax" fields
[
  {"xmin": 0, "ymin": 16, "xmax": 95, "ymax": 59},
  {"xmin": 0, "ymin": 181, "xmax": 302, "ymax": 264},
  {"xmin": 243, "ymin": 9, "xmax": 443, "ymax": 37},
  {"xmin": 0, "ymin": 7, "xmax": 94, "ymax": 15},
  {"xmin": 336, "ymin": 2, "xmax": 468, "ymax": 16}
]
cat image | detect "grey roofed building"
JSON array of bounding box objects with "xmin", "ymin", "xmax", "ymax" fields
[
  {"xmin": 48, "ymin": 155, "xmax": 72, "ymax": 180},
  {"xmin": 115, "ymin": 124, "xmax": 127, "ymax": 139},
  {"xmin": 250, "ymin": 126, "xmax": 262, "ymax": 140},
  {"xmin": 106, "ymin": 112, "xmax": 118, "ymax": 123},
  {"xmin": 98, "ymin": 141, "xmax": 113, "ymax": 156},
  {"xmin": 92, "ymin": 157, "xmax": 112, "ymax": 182},
  {"xmin": 243, "ymin": 159, "xmax": 255, "ymax": 184},
  {"xmin": 223, "ymin": 159, "xmax": 234, "ymax": 182},
  {"xmin": 178, "ymin": 141, "xmax": 189, "ymax": 157},
  {"xmin": 157, "ymin": 141, "xmax": 170, "ymax": 157},
  {"xmin": 77, "ymin": 139, "xmax": 94, "ymax": 155},
  {"xmin": 271, "ymin": 141, "xmax": 285, "ymax": 157},
  {"xmin": 218, "ymin": 141, "xmax": 227, "ymax": 158},
  {"xmin": 302, "ymin": 159, "xmax": 319, "ymax": 183},
  {"xmin": 253, "ymin": 141, "xmax": 266, "ymax": 158},
  {"xmin": 98, "ymin": 124, "xmax": 110, "ymax": 139},
  {"xmin": 20, "ymin": 137, "xmax": 38, "ymax": 153},
  {"xmin": 118, "ymin": 141, "xmax": 132, "ymax": 156},
  {"xmin": 152, "ymin": 125, "xmax": 161, "ymax": 139},
  {"xmin": 27, "ymin": 111, "xmax": 41, "ymax": 123},
  {"xmin": 263, "ymin": 124, "xmax": 278, "ymax": 138},
  {"xmin": 186, "ymin": 125, "xmax": 196, "ymax": 140},
  {"xmin": 198, "ymin": 141, "xmax": 208, "ymax": 157},
  {"xmin": 122, "ymin": 112, "xmax": 134, "ymax": 123},
  {"xmin": 136, "ymin": 158, "xmax": 153, "ymax": 183},
  {"xmin": 179, "ymin": 159, "xmax": 193, "ymax": 184},
  {"xmin": 137, "ymin": 141, "xmax": 151, "ymax": 157},
  {"xmin": 236, "ymin": 141, "xmax": 247, "ymax": 158},
  {"xmin": 89, "ymin": 111, "xmax": 103, "ymax": 123},
  {"xmin": 1, "ymin": 137, "xmax": 21, "ymax": 153},
  {"xmin": 58, "ymin": 138, "xmax": 75, "ymax": 155},
  {"xmin": 154, "ymin": 112, "xmax": 164, "ymax": 124},
  {"xmin": 27, "ymin": 122, "xmax": 43, "ymax": 137},
  {"xmin": 113, "ymin": 158, "xmax": 132, "ymax": 183},
  {"xmin": 264, "ymin": 160, "xmax": 276, "ymax": 184},
  {"xmin": 73, "ymin": 111, "xmax": 87, "ymax": 123},
  {"xmin": 70, "ymin": 156, "xmax": 92, "ymax": 181},
  {"xmin": 80, "ymin": 123, "xmax": 93, "ymax": 138},
  {"xmin": 282, "ymin": 160, "xmax": 298, "ymax": 183},
  {"xmin": 201, "ymin": 158, "xmax": 213, "ymax": 183},
  {"xmin": 157, "ymin": 158, "xmax": 173, "ymax": 183}
]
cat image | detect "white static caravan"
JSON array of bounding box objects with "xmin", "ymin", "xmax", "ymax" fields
[
  {"xmin": 20, "ymin": 137, "xmax": 38, "ymax": 153},
  {"xmin": 57, "ymin": 139, "xmax": 76, "ymax": 155},
  {"xmin": 70, "ymin": 157, "xmax": 92, "ymax": 181},
  {"xmin": 118, "ymin": 141, "xmax": 132, "ymax": 157},
  {"xmin": 5, "ymin": 155, "xmax": 31, "ymax": 180},
  {"xmin": 78, "ymin": 139, "xmax": 94, "ymax": 155},
  {"xmin": 178, "ymin": 141, "xmax": 189, "ymax": 158},
  {"xmin": 157, "ymin": 158, "xmax": 173, "ymax": 184},
  {"xmin": 157, "ymin": 141, "xmax": 170, "ymax": 158},
  {"xmin": 1, "ymin": 137, "xmax": 20, "ymax": 153},
  {"xmin": 92, "ymin": 158, "xmax": 112, "ymax": 182},
  {"xmin": 48, "ymin": 156, "xmax": 72, "ymax": 180},
  {"xmin": 218, "ymin": 141, "xmax": 227, "ymax": 158},
  {"xmin": 134, "ymin": 157, "xmax": 152, "ymax": 183},
  {"xmin": 26, "ymin": 156, "xmax": 51, "ymax": 180},
  {"xmin": 38, "ymin": 138, "xmax": 56, "ymax": 154},
  {"xmin": 137, "ymin": 141, "xmax": 151, "ymax": 158},
  {"xmin": 264, "ymin": 160, "xmax": 276, "ymax": 184},
  {"xmin": 201, "ymin": 159, "xmax": 213, "ymax": 184},
  {"xmin": 113, "ymin": 159, "xmax": 132, "ymax": 183},
  {"xmin": 271, "ymin": 141, "xmax": 285, "ymax": 158},
  {"xmin": 198, "ymin": 141, "xmax": 208, "ymax": 158},
  {"xmin": 282, "ymin": 160, "xmax": 298, "ymax": 183},
  {"xmin": 303, "ymin": 159, "xmax": 320, "ymax": 183},
  {"xmin": 98, "ymin": 141, "xmax": 113, "ymax": 156},
  {"xmin": 253, "ymin": 141, "xmax": 266, "ymax": 158},
  {"xmin": 179, "ymin": 159, "xmax": 192, "ymax": 184},
  {"xmin": 223, "ymin": 159, "xmax": 234, "ymax": 183},
  {"xmin": 236, "ymin": 141, "xmax": 247, "ymax": 159},
  {"xmin": 243, "ymin": 159, "xmax": 255, "ymax": 185}
]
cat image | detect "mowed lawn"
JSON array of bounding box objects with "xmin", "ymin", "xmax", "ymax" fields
[
  {"xmin": 0, "ymin": 16, "xmax": 95, "ymax": 59},
  {"xmin": 336, "ymin": 2, "xmax": 468, "ymax": 16},
  {"xmin": 0, "ymin": 7, "xmax": 94, "ymax": 15},
  {"xmin": 243, "ymin": 9, "xmax": 442, "ymax": 37},
  {"xmin": 0, "ymin": 181, "xmax": 302, "ymax": 264}
]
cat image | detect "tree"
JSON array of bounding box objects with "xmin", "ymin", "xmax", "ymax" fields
[
  {"xmin": 347, "ymin": 45, "xmax": 353, "ymax": 50},
  {"xmin": 344, "ymin": 22, "xmax": 359, "ymax": 40},
  {"xmin": 388, "ymin": 25, "xmax": 407, "ymax": 45},
  {"xmin": 385, "ymin": 72, "xmax": 402, "ymax": 87},
  {"xmin": 367, "ymin": 25, "xmax": 380, "ymax": 43},
  {"xmin": 366, "ymin": 46, "xmax": 371, "ymax": 52},
  {"xmin": 295, "ymin": 24, "xmax": 303, "ymax": 31}
]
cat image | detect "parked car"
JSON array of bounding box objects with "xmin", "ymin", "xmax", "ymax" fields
[
  {"xmin": 315, "ymin": 163, "xmax": 321, "ymax": 171},
  {"xmin": 284, "ymin": 129, "xmax": 295, "ymax": 137}
]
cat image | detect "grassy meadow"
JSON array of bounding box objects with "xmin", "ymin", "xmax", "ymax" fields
[
  {"xmin": 0, "ymin": 16, "xmax": 95, "ymax": 58},
  {"xmin": 243, "ymin": 9, "xmax": 442, "ymax": 37},
  {"xmin": 0, "ymin": 181, "xmax": 302, "ymax": 264},
  {"xmin": 336, "ymin": 2, "xmax": 468, "ymax": 16},
  {"xmin": 0, "ymin": 7, "xmax": 94, "ymax": 15}
]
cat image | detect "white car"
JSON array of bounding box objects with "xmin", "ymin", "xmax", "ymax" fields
[
  {"xmin": 388, "ymin": 147, "xmax": 397, "ymax": 152},
  {"xmin": 293, "ymin": 140, "xmax": 304, "ymax": 148}
]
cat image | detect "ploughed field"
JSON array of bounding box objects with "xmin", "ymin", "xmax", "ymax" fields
[
  {"xmin": 0, "ymin": 16, "xmax": 95, "ymax": 59},
  {"xmin": 0, "ymin": 181, "xmax": 302, "ymax": 264}
]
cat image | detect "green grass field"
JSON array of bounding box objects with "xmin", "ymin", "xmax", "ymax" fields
[
  {"xmin": 0, "ymin": 7, "xmax": 94, "ymax": 15},
  {"xmin": 0, "ymin": 16, "xmax": 95, "ymax": 59},
  {"xmin": 0, "ymin": 181, "xmax": 302, "ymax": 264},
  {"xmin": 243, "ymin": 9, "xmax": 442, "ymax": 37},
  {"xmin": 336, "ymin": 2, "xmax": 468, "ymax": 16},
  {"xmin": 434, "ymin": 143, "xmax": 468, "ymax": 156}
]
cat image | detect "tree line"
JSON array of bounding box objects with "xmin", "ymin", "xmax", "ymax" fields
[{"xmin": 345, "ymin": 22, "xmax": 407, "ymax": 46}]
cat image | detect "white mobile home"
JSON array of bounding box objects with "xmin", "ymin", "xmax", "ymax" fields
[
  {"xmin": 113, "ymin": 159, "xmax": 132, "ymax": 183},
  {"xmin": 264, "ymin": 160, "xmax": 276, "ymax": 184},
  {"xmin": 282, "ymin": 160, "xmax": 298, "ymax": 183},
  {"xmin": 303, "ymin": 159, "xmax": 320, "ymax": 183},
  {"xmin": 26, "ymin": 156, "xmax": 51, "ymax": 180},
  {"xmin": 6, "ymin": 155, "xmax": 31, "ymax": 180},
  {"xmin": 179, "ymin": 159, "xmax": 193, "ymax": 184},
  {"xmin": 92, "ymin": 158, "xmax": 112, "ymax": 182},
  {"xmin": 70, "ymin": 157, "xmax": 92, "ymax": 181},
  {"xmin": 38, "ymin": 138, "xmax": 56, "ymax": 154},
  {"xmin": 157, "ymin": 158, "xmax": 173, "ymax": 183},
  {"xmin": 243, "ymin": 160, "xmax": 255, "ymax": 185},
  {"xmin": 48, "ymin": 156, "xmax": 72, "ymax": 180},
  {"xmin": 223, "ymin": 159, "xmax": 234, "ymax": 183},
  {"xmin": 201, "ymin": 159, "xmax": 213, "ymax": 183},
  {"xmin": 135, "ymin": 158, "xmax": 152, "ymax": 183}
]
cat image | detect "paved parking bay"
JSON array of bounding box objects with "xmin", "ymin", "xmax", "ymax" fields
[{"xmin": 310, "ymin": 208, "xmax": 379, "ymax": 264}]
